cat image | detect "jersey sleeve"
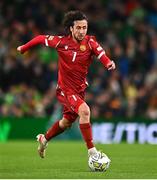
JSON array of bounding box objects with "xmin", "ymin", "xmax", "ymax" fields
[
  {"xmin": 44, "ymin": 35, "xmax": 62, "ymax": 48},
  {"xmin": 88, "ymin": 36, "xmax": 111, "ymax": 68},
  {"xmin": 20, "ymin": 35, "xmax": 62, "ymax": 53}
]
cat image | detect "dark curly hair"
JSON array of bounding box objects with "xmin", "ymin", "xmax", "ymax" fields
[{"xmin": 63, "ymin": 10, "xmax": 88, "ymax": 34}]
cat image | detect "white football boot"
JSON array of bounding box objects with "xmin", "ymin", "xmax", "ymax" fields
[
  {"xmin": 88, "ymin": 147, "xmax": 111, "ymax": 162},
  {"xmin": 36, "ymin": 134, "xmax": 48, "ymax": 158}
]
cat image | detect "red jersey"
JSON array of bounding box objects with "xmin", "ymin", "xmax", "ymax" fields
[{"xmin": 20, "ymin": 35, "xmax": 111, "ymax": 94}]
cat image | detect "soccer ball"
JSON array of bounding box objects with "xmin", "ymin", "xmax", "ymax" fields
[{"xmin": 88, "ymin": 152, "xmax": 111, "ymax": 172}]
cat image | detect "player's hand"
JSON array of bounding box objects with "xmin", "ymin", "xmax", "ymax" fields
[
  {"xmin": 17, "ymin": 46, "xmax": 23, "ymax": 53},
  {"xmin": 106, "ymin": 61, "xmax": 116, "ymax": 70}
]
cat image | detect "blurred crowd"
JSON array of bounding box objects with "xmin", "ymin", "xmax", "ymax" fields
[{"xmin": 0, "ymin": 0, "xmax": 157, "ymax": 119}]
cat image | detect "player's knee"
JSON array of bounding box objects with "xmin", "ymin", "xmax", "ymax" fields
[
  {"xmin": 65, "ymin": 121, "xmax": 72, "ymax": 129},
  {"xmin": 78, "ymin": 103, "xmax": 90, "ymax": 118},
  {"xmin": 81, "ymin": 108, "xmax": 90, "ymax": 117},
  {"xmin": 59, "ymin": 118, "xmax": 72, "ymax": 129}
]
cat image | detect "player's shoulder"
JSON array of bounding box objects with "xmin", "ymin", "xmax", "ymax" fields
[
  {"xmin": 46, "ymin": 34, "xmax": 65, "ymax": 40},
  {"xmin": 44, "ymin": 35, "xmax": 65, "ymax": 47},
  {"xmin": 85, "ymin": 35, "xmax": 97, "ymax": 42},
  {"xmin": 86, "ymin": 35, "xmax": 99, "ymax": 49},
  {"xmin": 85, "ymin": 35, "xmax": 98, "ymax": 48}
]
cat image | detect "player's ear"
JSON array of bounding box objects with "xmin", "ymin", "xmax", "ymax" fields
[{"xmin": 70, "ymin": 26, "xmax": 73, "ymax": 33}]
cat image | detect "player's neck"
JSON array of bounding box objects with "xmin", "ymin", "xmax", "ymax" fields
[
  {"xmin": 71, "ymin": 35, "xmax": 82, "ymax": 44},
  {"xmin": 72, "ymin": 37, "xmax": 81, "ymax": 43}
]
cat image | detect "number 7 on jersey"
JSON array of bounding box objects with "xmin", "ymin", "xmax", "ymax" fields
[{"xmin": 72, "ymin": 51, "xmax": 77, "ymax": 62}]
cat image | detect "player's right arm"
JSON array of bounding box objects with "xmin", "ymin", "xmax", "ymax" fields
[
  {"xmin": 88, "ymin": 36, "xmax": 116, "ymax": 71},
  {"xmin": 17, "ymin": 35, "xmax": 62, "ymax": 54}
]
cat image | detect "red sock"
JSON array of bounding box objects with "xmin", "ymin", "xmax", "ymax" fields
[
  {"xmin": 79, "ymin": 123, "xmax": 94, "ymax": 149},
  {"xmin": 45, "ymin": 121, "xmax": 64, "ymax": 141}
]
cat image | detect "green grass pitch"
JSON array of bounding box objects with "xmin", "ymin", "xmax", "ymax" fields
[{"xmin": 0, "ymin": 141, "xmax": 157, "ymax": 179}]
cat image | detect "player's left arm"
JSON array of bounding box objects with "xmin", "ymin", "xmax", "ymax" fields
[
  {"xmin": 17, "ymin": 35, "xmax": 62, "ymax": 54},
  {"xmin": 89, "ymin": 37, "xmax": 116, "ymax": 70},
  {"xmin": 17, "ymin": 35, "xmax": 46, "ymax": 54}
]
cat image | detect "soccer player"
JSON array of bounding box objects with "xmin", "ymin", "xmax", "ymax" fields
[{"xmin": 17, "ymin": 11, "xmax": 115, "ymax": 159}]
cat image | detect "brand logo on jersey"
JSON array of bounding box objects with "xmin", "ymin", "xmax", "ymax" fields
[
  {"xmin": 80, "ymin": 45, "xmax": 86, "ymax": 52},
  {"xmin": 64, "ymin": 45, "xmax": 68, "ymax": 50}
]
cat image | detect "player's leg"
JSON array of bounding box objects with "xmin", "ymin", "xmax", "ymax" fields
[
  {"xmin": 62, "ymin": 93, "xmax": 110, "ymax": 164},
  {"xmin": 37, "ymin": 106, "xmax": 78, "ymax": 158},
  {"xmin": 45, "ymin": 116, "xmax": 73, "ymax": 140},
  {"xmin": 78, "ymin": 102, "xmax": 98, "ymax": 156},
  {"xmin": 43, "ymin": 87, "xmax": 76, "ymax": 141},
  {"xmin": 37, "ymin": 87, "xmax": 77, "ymax": 158},
  {"xmin": 44, "ymin": 105, "xmax": 78, "ymax": 140},
  {"xmin": 78, "ymin": 102, "xmax": 111, "ymax": 165},
  {"xmin": 66, "ymin": 94, "xmax": 98, "ymax": 156},
  {"xmin": 37, "ymin": 117, "xmax": 73, "ymax": 158}
]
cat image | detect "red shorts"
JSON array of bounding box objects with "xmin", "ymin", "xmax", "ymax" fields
[{"xmin": 56, "ymin": 87, "xmax": 85, "ymax": 122}]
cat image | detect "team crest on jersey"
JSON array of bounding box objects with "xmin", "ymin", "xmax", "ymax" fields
[{"xmin": 80, "ymin": 45, "xmax": 86, "ymax": 51}]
